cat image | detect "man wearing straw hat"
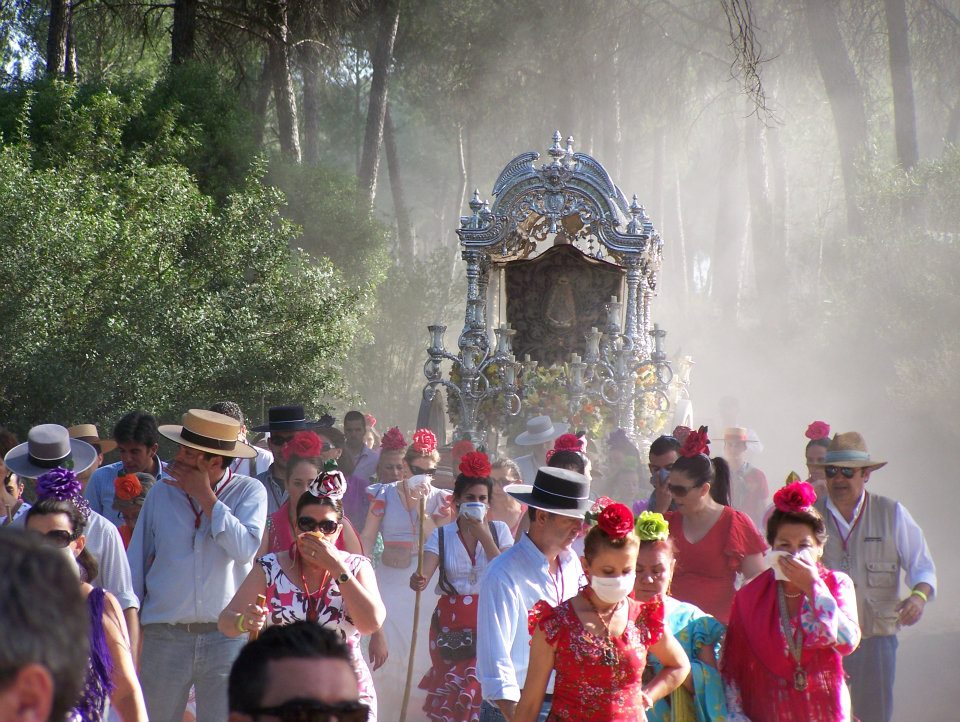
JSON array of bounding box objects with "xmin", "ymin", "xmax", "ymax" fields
[
  {"xmin": 812, "ymin": 431, "xmax": 937, "ymax": 722},
  {"xmin": 477, "ymin": 467, "xmax": 589, "ymax": 722},
  {"xmin": 128, "ymin": 409, "xmax": 266, "ymax": 722}
]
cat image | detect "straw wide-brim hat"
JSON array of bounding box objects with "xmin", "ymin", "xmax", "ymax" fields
[
  {"xmin": 68, "ymin": 424, "xmax": 118, "ymax": 455},
  {"xmin": 505, "ymin": 466, "xmax": 591, "ymax": 518},
  {"xmin": 810, "ymin": 431, "xmax": 887, "ymax": 471},
  {"xmin": 722, "ymin": 427, "xmax": 760, "ymax": 444},
  {"xmin": 4, "ymin": 424, "xmax": 98, "ymax": 478},
  {"xmin": 160, "ymin": 410, "xmax": 256, "ymax": 458},
  {"xmin": 515, "ymin": 415, "xmax": 569, "ymax": 446}
]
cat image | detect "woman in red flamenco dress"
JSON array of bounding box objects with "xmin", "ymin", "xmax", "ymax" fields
[{"xmin": 515, "ymin": 502, "xmax": 689, "ymax": 722}]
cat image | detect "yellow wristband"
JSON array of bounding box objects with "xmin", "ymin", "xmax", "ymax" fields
[
  {"xmin": 911, "ymin": 589, "xmax": 928, "ymax": 603},
  {"xmin": 236, "ymin": 612, "xmax": 247, "ymax": 633}
]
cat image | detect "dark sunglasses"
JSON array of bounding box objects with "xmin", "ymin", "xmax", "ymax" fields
[
  {"xmin": 409, "ymin": 466, "xmax": 436, "ymax": 476},
  {"xmin": 249, "ymin": 698, "xmax": 369, "ymax": 722},
  {"xmin": 667, "ymin": 483, "xmax": 701, "ymax": 497},
  {"xmin": 297, "ymin": 517, "xmax": 340, "ymax": 535},
  {"xmin": 270, "ymin": 435, "xmax": 295, "ymax": 446},
  {"xmin": 41, "ymin": 529, "xmax": 77, "ymax": 548},
  {"xmin": 824, "ymin": 466, "xmax": 857, "ymax": 479}
]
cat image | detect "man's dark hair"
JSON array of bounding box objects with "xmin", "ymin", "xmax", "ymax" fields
[
  {"xmin": 209, "ymin": 401, "xmax": 244, "ymax": 424},
  {"xmin": 0, "ymin": 527, "xmax": 89, "ymax": 722},
  {"xmin": 343, "ymin": 411, "xmax": 365, "ymax": 428},
  {"xmin": 0, "ymin": 426, "xmax": 18, "ymax": 459},
  {"xmin": 228, "ymin": 622, "xmax": 353, "ymax": 713},
  {"xmin": 112, "ymin": 411, "xmax": 159, "ymax": 448},
  {"xmin": 649, "ymin": 435, "xmax": 681, "ymax": 457}
]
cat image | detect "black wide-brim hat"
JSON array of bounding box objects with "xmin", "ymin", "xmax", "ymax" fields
[
  {"xmin": 4, "ymin": 424, "xmax": 98, "ymax": 478},
  {"xmin": 505, "ymin": 466, "xmax": 592, "ymax": 519},
  {"xmin": 250, "ymin": 404, "xmax": 321, "ymax": 433}
]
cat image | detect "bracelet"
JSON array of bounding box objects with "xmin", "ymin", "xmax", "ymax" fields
[
  {"xmin": 236, "ymin": 612, "xmax": 247, "ymax": 633},
  {"xmin": 910, "ymin": 589, "xmax": 928, "ymax": 603}
]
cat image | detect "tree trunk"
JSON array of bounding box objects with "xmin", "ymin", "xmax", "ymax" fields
[
  {"xmin": 171, "ymin": 0, "xmax": 199, "ymax": 65},
  {"xmin": 712, "ymin": 113, "xmax": 746, "ymax": 324},
  {"xmin": 384, "ymin": 104, "xmax": 413, "ymax": 257},
  {"xmin": 252, "ymin": 55, "xmax": 271, "ymax": 150},
  {"xmin": 64, "ymin": 5, "xmax": 78, "ymax": 80},
  {"xmin": 802, "ymin": 0, "xmax": 868, "ymax": 235},
  {"xmin": 266, "ymin": 0, "xmax": 301, "ymax": 164},
  {"xmin": 358, "ymin": 0, "xmax": 401, "ymax": 205},
  {"xmin": 883, "ymin": 0, "xmax": 919, "ymax": 170},
  {"xmin": 46, "ymin": 0, "xmax": 70, "ymax": 77},
  {"xmin": 299, "ymin": 42, "xmax": 322, "ymax": 165}
]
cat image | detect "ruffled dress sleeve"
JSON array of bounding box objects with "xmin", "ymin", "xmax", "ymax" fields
[
  {"xmin": 365, "ymin": 483, "xmax": 388, "ymax": 517},
  {"xmin": 634, "ymin": 595, "xmax": 666, "ymax": 647},
  {"xmin": 798, "ymin": 569, "xmax": 862, "ymax": 655},
  {"xmin": 724, "ymin": 508, "xmax": 768, "ymax": 570},
  {"xmin": 527, "ymin": 599, "xmax": 565, "ymax": 647}
]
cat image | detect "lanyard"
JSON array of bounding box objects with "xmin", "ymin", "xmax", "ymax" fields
[
  {"xmin": 185, "ymin": 469, "xmax": 234, "ymax": 529},
  {"xmin": 828, "ymin": 493, "xmax": 868, "ymax": 553}
]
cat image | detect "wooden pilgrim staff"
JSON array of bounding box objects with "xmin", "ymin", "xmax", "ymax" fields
[
  {"xmin": 248, "ymin": 594, "xmax": 267, "ymax": 641},
  {"xmin": 398, "ymin": 493, "xmax": 427, "ymax": 722}
]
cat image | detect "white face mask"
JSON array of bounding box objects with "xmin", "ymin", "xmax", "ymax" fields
[
  {"xmin": 590, "ymin": 572, "xmax": 636, "ymax": 604},
  {"xmin": 459, "ymin": 502, "xmax": 487, "ymax": 521},
  {"xmin": 405, "ymin": 474, "xmax": 431, "ymax": 491}
]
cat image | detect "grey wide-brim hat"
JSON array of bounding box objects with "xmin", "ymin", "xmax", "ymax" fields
[
  {"xmin": 505, "ymin": 466, "xmax": 591, "ymax": 519},
  {"xmin": 515, "ymin": 415, "xmax": 569, "ymax": 446},
  {"xmin": 4, "ymin": 424, "xmax": 98, "ymax": 478}
]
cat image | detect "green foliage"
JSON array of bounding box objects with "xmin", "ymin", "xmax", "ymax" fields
[{"xmin": 0, "ymin": 84, "xmax": 372, "ymax": 433}]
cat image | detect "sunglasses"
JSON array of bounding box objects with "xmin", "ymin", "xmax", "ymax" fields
[
  {"xmin": 248, "ymin": 699, "xmax": 369, "ymax": 722},
  {"xmin": 667, "ymin": 483, "xmax": 701, "ymax": 497},
  {"xmin": 270, "ymin": 435, "xmax": 295, "ymax": 446},
  {"xmin": 41, "ymin": 529, "xmax": 77, "ymax": 548},
  {"xmin": 824, "ymin": 466, "xmax": 857, "ymax": 479},
  {"xmin": 409, "ymin": 466, "xmax": 436, "ymax": 476},
  {"xmin": 297, "ymin": 517, "xmax": 340, "ymax": 535}
]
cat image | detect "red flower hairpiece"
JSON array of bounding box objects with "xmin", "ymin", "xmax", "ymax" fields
[
  {"xmin": 546, "ymin": 432, "xmax": 585, "ymax": 463},
  {"xmin": 805, "ymin": 421, "xmax": 831, "ymax": 441},
  {"xmin": 459, "ymin": 451, "xmax": 492, "ymax": 479},
  {"xmin": 281, "ymin": 431, "xmax": 324, "ymax": 463},
  {"xmin": 679, "ymin": 425, "xmax": 710, "ymax": 458},
  {"xmin": 411, "ymin": 428, "xmax": 437, "ymax": 455},
  {"xmin": 114, "ymin": 473, "xmax": 143, "ymax": 501},
  {"xmin": 672, "ymin": 425, "xmax": 692, "ymax": 445},
  {"xmin": 451, "ymin": 439, "xmax": 476, "ymax": 464},
  {"xmin": 380, "ymin": 426, "xmax": 407, "ymax": 451},
  {"xmin": 597, "ymin": 502, "xmax": 635, "ymax": 540},
  {"xmin": 773, "ymin": 481, "xmax": 817, "ymax": 514},
  {"xmin": 365, "ymin": 414, "xmax": 377, "ymax": 428}
]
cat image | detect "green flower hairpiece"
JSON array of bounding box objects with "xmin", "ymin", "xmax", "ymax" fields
[{"xmin": 634, "ymin": 511, "xmax": 669, "ymax": 541}]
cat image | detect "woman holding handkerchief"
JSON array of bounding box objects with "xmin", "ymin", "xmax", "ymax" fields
[{"xmin": 721, "ymin": 481, "xmax": 861, "ymax": 722}]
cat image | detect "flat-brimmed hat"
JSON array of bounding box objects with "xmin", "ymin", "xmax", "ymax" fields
[
  {"xmin": 722, "ymin": 427, "xmax": 759, "ymax": 443},
  {"xmin": 68, "ymin": 424, "xmax": 117, "ymax": 455},
  {"xmin": 515, "ymin": 415, "xmax": 569, "ymax": 446},
  {"xmin": 160, "ymin": 410, "xmax": 256, "ymax": 458},
  {"xmin": 250, "ymin": 405, "xmax": 320, "ymax": 433},
  {"xmin": 811, "ymin": 432, "xmax": 887, "ymax": 471},
  {"xmin": 4, "ymin": 424, "xmax": 98, "ymax": 478},
  {"xmin": 505, "ymin": 466, "xmax": 591, "ymax": 518}
]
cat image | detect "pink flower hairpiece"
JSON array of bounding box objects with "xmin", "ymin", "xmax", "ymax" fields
[
  {"xmin": 365, "ymin": 414, "xmax": 377, "ymax": 428},
  {"xmin": 773, "ymin": 481, "xmax": 817, "ymax": 514},
  {"xmin": 411, "ymin": 428, "xmax": 437, "ymax": 455},
  {"xmin": 545, "ymin": 432, "xmax": 586, "ymax": 462},
  {"xmin": 380, "ymin": 426, "xmax": 407, "ymax": 451},
  {"xmin": 805, "ymin": 421, "xmax": 831, "ymax": 441},
  {"xmin": 679, "ymin": 425, "xmax": 710, "ymax": 458},
  {"xmin": 672, "ymin": 425, "xmax": 692, "ymax": 444}
]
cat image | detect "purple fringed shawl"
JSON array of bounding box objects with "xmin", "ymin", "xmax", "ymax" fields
[{"xmin": 71, "ymin": 588, "xmax": 114, "ymax": 721}]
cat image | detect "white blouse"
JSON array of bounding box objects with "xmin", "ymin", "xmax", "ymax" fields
[{"xmin": 424, "ymin": 520, "xmax": 513, "ymax": 595}]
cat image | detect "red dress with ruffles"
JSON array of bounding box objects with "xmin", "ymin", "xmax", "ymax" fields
[
  {"xmin": 665, "ymin": 507, "xmax": 767, "ymax": 624},
  {"xmin": 528, "ymin": 596, "xmax": 665, "ymax": 722}
]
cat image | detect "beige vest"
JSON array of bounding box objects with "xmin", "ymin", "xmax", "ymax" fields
[{"xmin": 815, "ymin": 493, "xmax": 901, "ymax": 638}]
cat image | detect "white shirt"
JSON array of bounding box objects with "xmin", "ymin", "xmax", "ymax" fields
[
  {"xmin": 825, "ymin": 492, "xmax": 937, "ymax": 597},
  {"xmin": 229, "ymin": 446, "xmax": 274, "ymax": 480},
  {"xmin": 128, "ymin": 470, "xmax": 267, "ymax": 624},
  {"xmin": 513, "ymin": 454, "xmax": 539, "ymax": 486},
  {"xmin": 477, "ymin": 532, "xmax": 584, "ymax": 702},
  {"xmin": 424, "ymin": 520, "xmax": 513, "ymax": 595}
]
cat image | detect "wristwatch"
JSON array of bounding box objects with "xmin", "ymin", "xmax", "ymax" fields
[{"xmin": 337, "ymin": 571, "xmax": 352, "ymax": 584}]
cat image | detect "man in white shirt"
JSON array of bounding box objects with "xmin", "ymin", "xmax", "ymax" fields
[
  {"xmin": 812, "ymin": 432, "xmax": 936, "ymax": 722},
  {"xmin": 129, "ymin": 409, "xmax": 266, "ymax": 722},
  {"xmin": 477, "ymin": 467, "xmax": 589, "ymax": 722},
  {"xmin": 512, "ymin": 416, "xmax": 568, "ymax": 485}
]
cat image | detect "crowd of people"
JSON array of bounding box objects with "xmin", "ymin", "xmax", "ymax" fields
[{"xmin": 0, "ymin": 404, "xmax": 938, "ymax": 722}]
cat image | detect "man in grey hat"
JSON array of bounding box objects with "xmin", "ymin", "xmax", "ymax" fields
[
  {"xmin": 477, "ymin": 466, "xmax": 588, "ymax": 722},
  {"xmin": 812, "ymin": 431, "xmax": 936, "ymax": 722},
  {"xmin": 512, "ymin": 415, "xmax": 568, "ymax": 488}
]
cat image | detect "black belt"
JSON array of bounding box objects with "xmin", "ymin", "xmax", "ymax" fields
[{"xmin": 169, "ymin": 622, "xmax": 220, "ymax": 634}]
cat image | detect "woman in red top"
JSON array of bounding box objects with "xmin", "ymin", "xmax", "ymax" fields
[
  {"xmin": 664, "ymin": 427, "xmax": 766, "ymax": 624},
  {"xmin": 516, "ymin": 502, "xmax": 689, "ymax": 722}
]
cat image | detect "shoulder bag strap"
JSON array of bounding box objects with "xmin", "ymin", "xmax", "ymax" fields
[{"xmin": 436, "ymin": 526, "xmax": 459, "ymax": 597}]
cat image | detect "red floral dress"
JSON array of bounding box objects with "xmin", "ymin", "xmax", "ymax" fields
[{"xmin": 528, "ymin": 596, "xmax": 665, "ymax": 722}]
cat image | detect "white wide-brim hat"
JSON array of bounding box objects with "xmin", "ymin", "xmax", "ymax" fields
[{"xmin": 515, "ymin": 415, "xmax": 569, "ymax": 446}]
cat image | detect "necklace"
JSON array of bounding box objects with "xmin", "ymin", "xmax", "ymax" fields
[
  {"xmin": 297, "ymin": 554, "xmax": 330, "ymax": 623},
  {"xmin": 583, "ymin": 590, "xmax": 624, "ymax": 667},
  {"xmin": 828, "ymin": 494, "xmax": 868, "ymax": 574},
  {"xmin": 776, "ymin": 583, "xmax": 808, "ymax": 691},
  {"xmin": 783, "ymin": 588, "xmax": 804, "ymax": 599}
]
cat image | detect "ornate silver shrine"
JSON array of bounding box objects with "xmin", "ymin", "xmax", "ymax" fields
[{"xmin": 422, "ymin": 131, "xmax": 674, "ymax": 445}]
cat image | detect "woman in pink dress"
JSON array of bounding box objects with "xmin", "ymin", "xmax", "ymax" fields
[
  {"xmin": 220, "ymin": 467, "xmax": 386, "ymax": 721},
  {"xmin": 721, "ymin": 481, "xmax": 861, "ymax": 722},
  {"xmin": 664, "ymin": 427, "xmax": 767, "ymax": 624},
  {"xmin": 516, "ymin": 502, "xmax": 689, "ymax": 722}
]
